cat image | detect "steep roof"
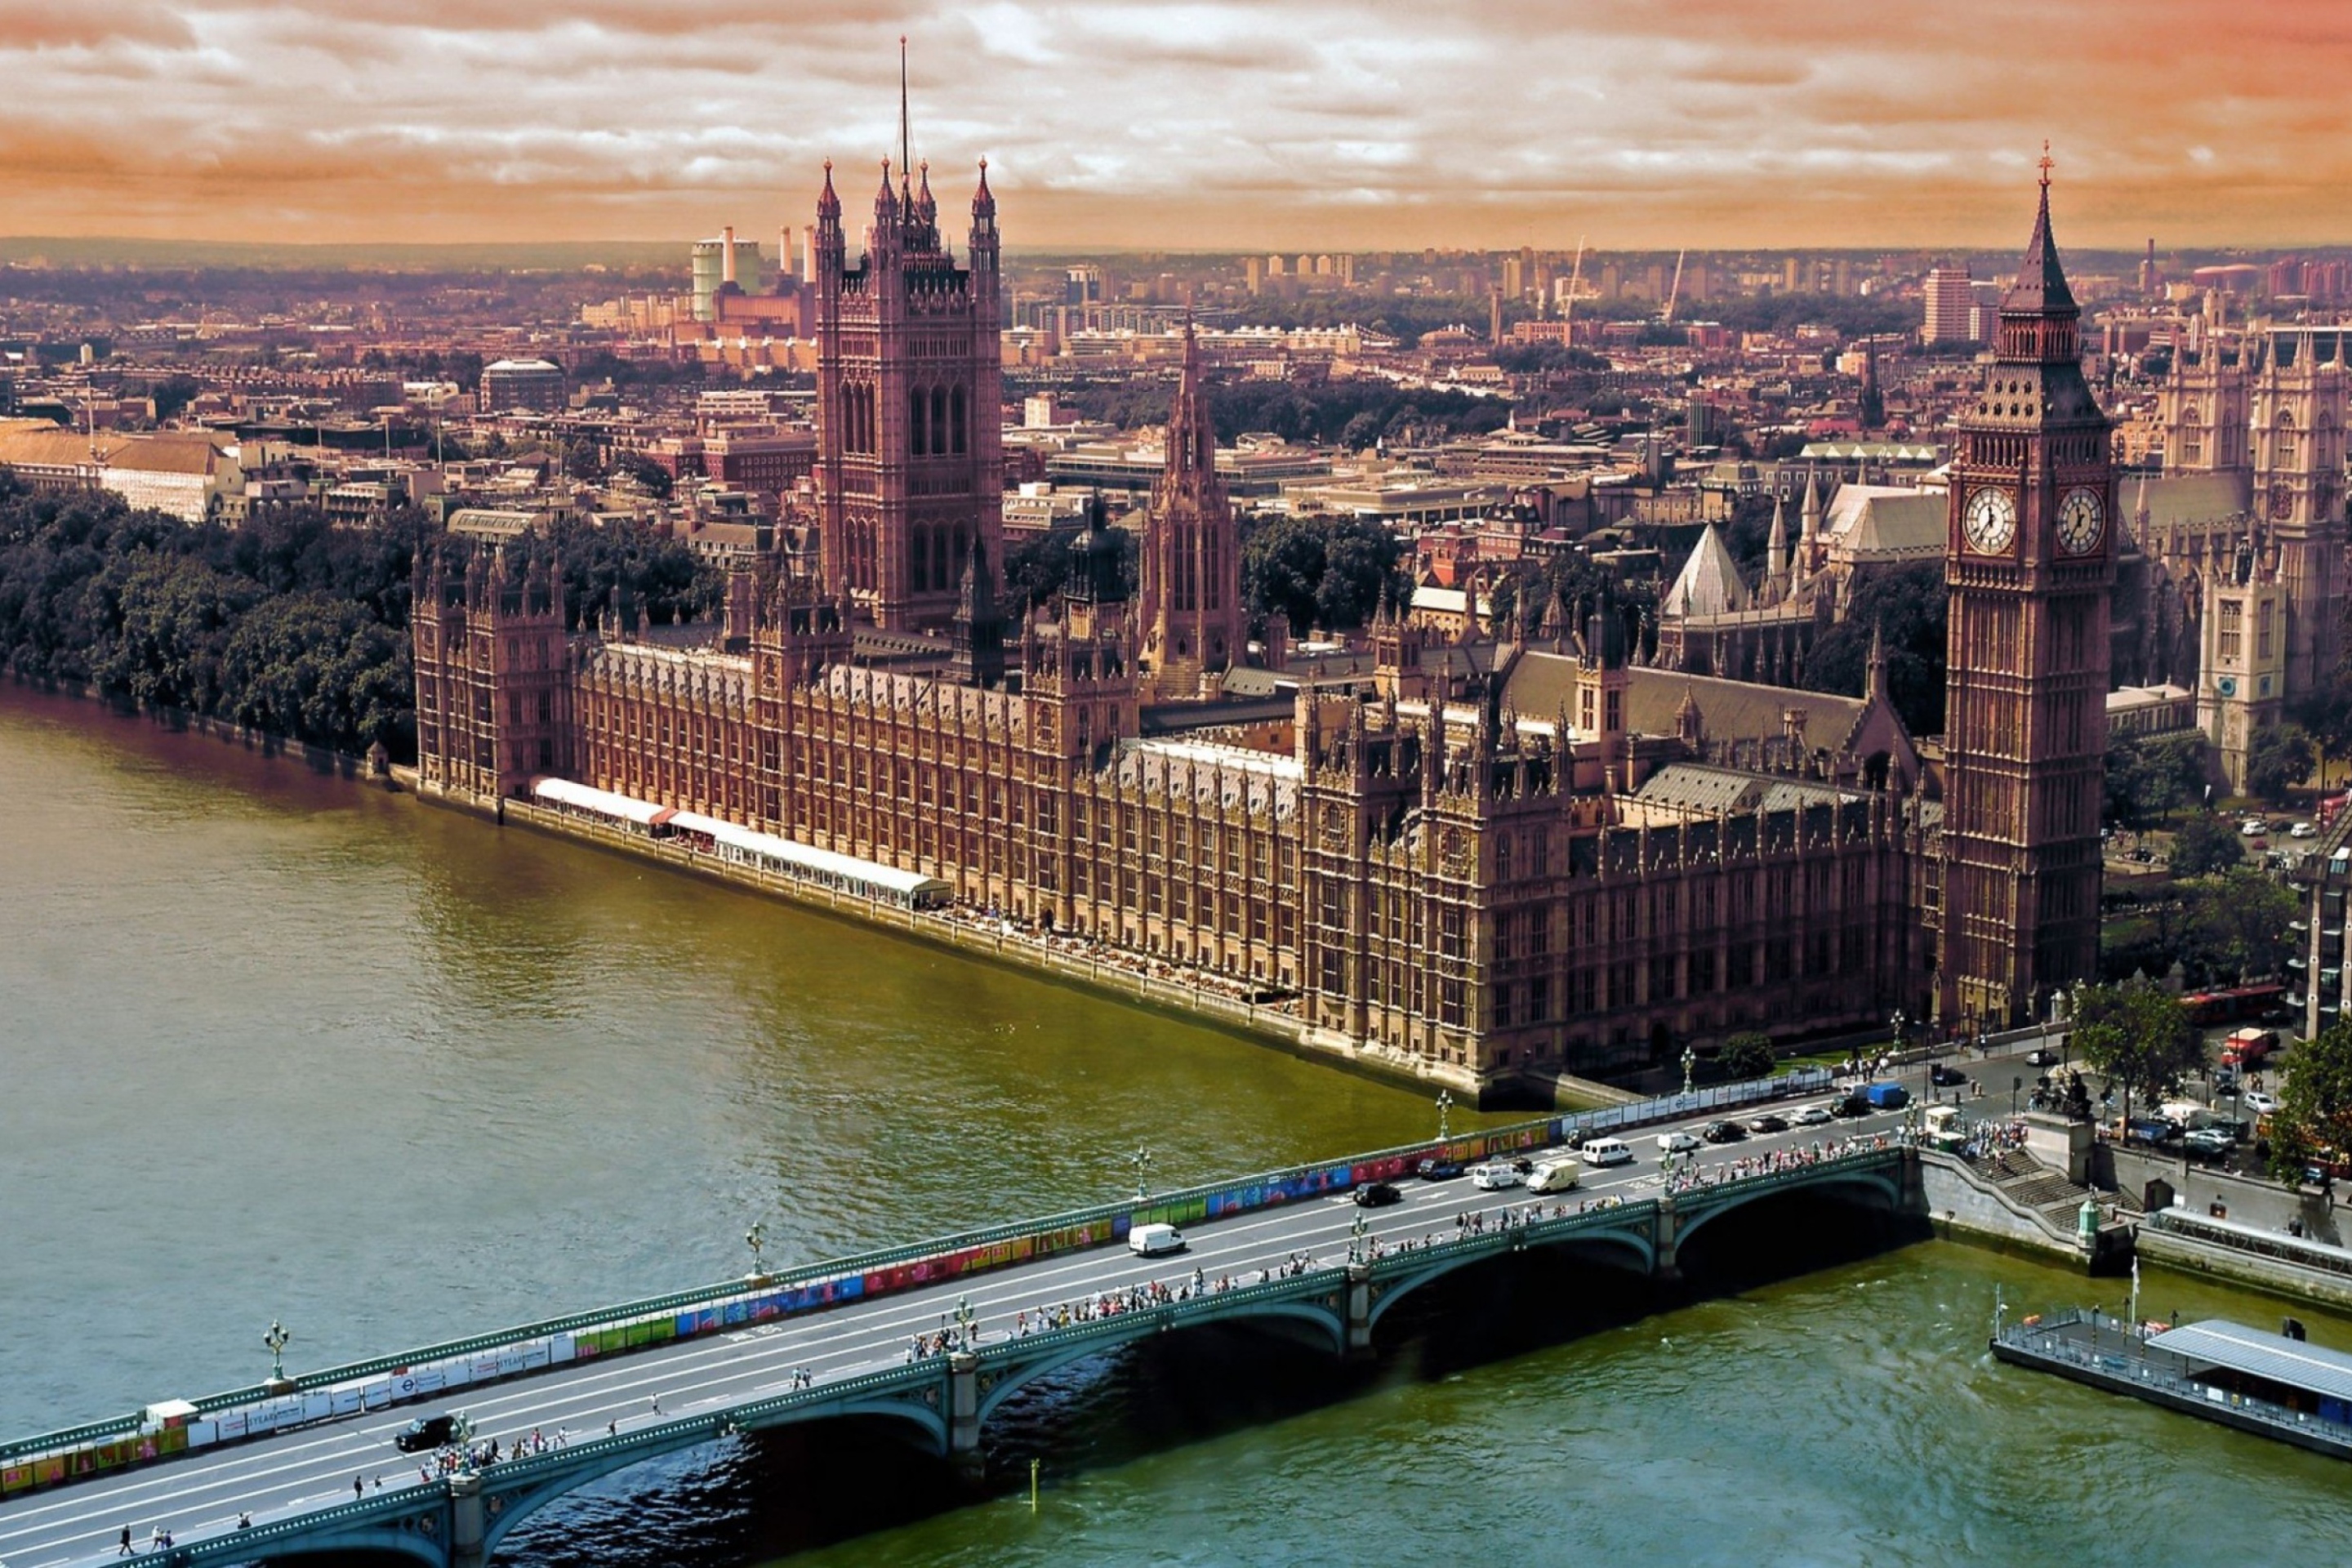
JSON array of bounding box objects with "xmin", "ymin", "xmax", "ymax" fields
[
  {"xmin": 1659, "ymin": 523, "xmax": 1751, "ymax": 618},
  {"xmin": 2002, "ymin": 174, "xmax": 2078, "ymax": 316},
  {"xmin": 1827, "ymin": 486, "xmax": 1945, "ymax": 562},
  {"xmin": 2132, "ymin": 471, "xmax": 2253, "ymax": 528}
]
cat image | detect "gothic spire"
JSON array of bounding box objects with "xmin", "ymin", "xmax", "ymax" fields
[
  {"xmin": 2002, "ymin": 142, "xmax": 2078, "ymax": 317},
  {"xmin": 817, "ymin": 158, "xmax": 840, "ymax": 220},
  {"xmin": 1165, "ymin": 310, "xmax": 1216, "ymax": 482}
]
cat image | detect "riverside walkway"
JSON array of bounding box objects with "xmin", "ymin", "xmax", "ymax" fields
[{"xmin": 0, "ymin": 1085, "xmax": 1913, "ymax": 1568}]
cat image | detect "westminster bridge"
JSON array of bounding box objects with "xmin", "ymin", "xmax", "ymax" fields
[{"xmin": 0, "ymin": 1086, "xmax": 1917, "ymax": 1567}]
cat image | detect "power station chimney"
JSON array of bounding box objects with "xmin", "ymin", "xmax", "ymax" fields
[
  {"xmin": 722, "ymin": 225, "xmax": 737, "ymax": 287},
  {"xmin": 778, "ymin": 225, "xmax": 796, "ymax": 289}
]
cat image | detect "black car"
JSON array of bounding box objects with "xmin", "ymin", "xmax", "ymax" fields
[
  {"xmin": 1745, "ymin": 1113, "xmax": 1788, "ymax": 1134},
  {"xmin": 394, "ymin": 1414, "xmax": 458, "ymax": 1454},
  {"xmin": 1415, "ymin": 1157, "xmax": 1463, "ymax": 1182},
  {"xmin": 1353, "ymin": 1180, "xmax": 1404, "ymax": 1208},
  {"xmin": 2024, "ymin": 1048, "xmax": 2059, "ymax": 1067},
  {"xmin": 1929, "ymin": 1063, "xmax": 1966, "ymax": 1086},
  {"xmin": 1829, "ymin": 1094, "xmax": 1872, "ymax": 1119},
  {"xmin": 1700, "ymin": 1119, "xmax": 1746, "ymax": 1143}
]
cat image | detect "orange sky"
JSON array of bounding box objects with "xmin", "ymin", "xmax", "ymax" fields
[{"xmin": 3, "ymin": 0, "xmax": 2349, "ymax": 252}]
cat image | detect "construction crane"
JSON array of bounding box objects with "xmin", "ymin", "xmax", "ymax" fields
[
  {"xmin": 1562, "ymin": 237, "xmax": 1586, "ymax": 330},
  {"xmin": 1662, "ymin": 247, "xmax": 1687, "ymax": 324}
]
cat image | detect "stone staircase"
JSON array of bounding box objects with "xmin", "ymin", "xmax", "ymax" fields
[{"xmin": 1980, "ymin": 1146, "xmax": 2140, "ymax": 1230}]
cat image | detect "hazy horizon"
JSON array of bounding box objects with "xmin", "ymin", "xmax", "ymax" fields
[{"xmin": 5, "ymin": 2, "xmax": 2348, "ymax": 252}]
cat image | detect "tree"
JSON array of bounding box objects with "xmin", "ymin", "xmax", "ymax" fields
[
  {"xmin": 146, "ymin": 374, "xmax": 203, "ymax": 424},
  {"xmin": 2106, "ymin": 732, "xmax": 2209, "ymax": 828},
  {"xmin": 1721, "ymin": 1032, "xmax": 1775, "ymax": 1081},
  {"xmin": 615, "ymin": 453, "xmax": 674, "ymax": 500},
  {"xmin": 2291, "ymin": 670, "xmax": 2352, "ymax": 791},
  {"xmin": 2270, "ymin": 1019, "xmax": 2352, "ymax": 1182},
  {"xmin": 1802, "ymin": 562, "xmax": 1947, "ymax": 737},
  {"xmin": 2178, "ymin": 868, "xmax": 2296, "ymax": 983},
  {"xmin": 1239, "ymin": 514, "xmax": 1403, "ymax": 634},
  {"xmin": 2245, "ymin": 723, "xmax": 2317, "ymax": 804},
  {"xmin": 2167, "ymin": 814, "xmax": 2244, "ymax": 878},
  {"xmin": 2070, "ymin": 978, "xmax": 2203, "ymax": 1132}
]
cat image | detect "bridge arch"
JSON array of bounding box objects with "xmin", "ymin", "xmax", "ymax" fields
[
  {"xmin": 478, "ymin": 1397, "xmax": 951, "ymax": 1557},
  {"xmin": 235, "ymin": 1523, "xmax": 449, "ymax": 1568},
  {"xmin": 973, "ymin": 1299, "xmax": 1349, "ymax": 1429},
  {"xmin": 1670, "ymin": 1167, "xmax": 1904, "ymax": 1254},
  {"xmin": 1365, "ymin": 1224, "xmax": 1657, "ymax": 1333}
]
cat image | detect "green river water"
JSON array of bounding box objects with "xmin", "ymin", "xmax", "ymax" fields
[{"xmin": 2, "ymin": 683, "xmax": 2347, "ymax": 1566}]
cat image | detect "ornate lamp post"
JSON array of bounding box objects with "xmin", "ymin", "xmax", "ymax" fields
[
  {"xmin": 1129, "ymin": 1146, "xmax": 1154, "ymax": 1202},
  {"xmin": 1435, "ymin": 1089, "xmax": 1454, "ymax": 1144},
  {"xmin": 1348, "ymin": 1210, "xmax": 1371, "ymax": 1267},
  {"xmin": 1680, "ymin": 1044, "xmax": 1696, "ymax": 1098},
  {"xmin": 262, "ymin": 1320, "xmax": 292, "ymax": 1392},
  {"xmin": 744, "ymin": 1221, "xmax": 768, "ymax": 1282},
  {"xmin": 954, "ymin": 1294, "xmax": 978, "ymax": 1349}
]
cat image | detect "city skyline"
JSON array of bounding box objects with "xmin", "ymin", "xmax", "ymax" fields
[{"xmin": 5, "ymin": 2, "xmax": 2350, "ymax": 252}]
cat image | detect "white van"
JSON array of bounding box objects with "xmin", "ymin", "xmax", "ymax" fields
[
  {"xmin": 1656, "ymin": 1129, "xmax": 1702, "ymax": 1156},
  {"xmin": 1579, "ymin": 1137, "xmax": 1633, "ymax": 1167},
  {"xmin": 1470, "ymin": 1161, "xmax": 1523, "ymax": 1191},
  {"xmin": 1526, "ymin": 1160, "xmax": 1583, "ymax": 1194},
  {"xmin": 1127, "ymin": 1223, "xmax": 1186, "ymax": 1257}
]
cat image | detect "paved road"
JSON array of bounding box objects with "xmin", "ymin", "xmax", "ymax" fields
[{"xmin": 0, "ymin": 1099, "xmax": 1909, "ymax": 1567}]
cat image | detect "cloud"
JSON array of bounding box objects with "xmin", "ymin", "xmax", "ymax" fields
[{"xmin": 0, "ymin": 0, "xmax": 2345, "ymax": 247}]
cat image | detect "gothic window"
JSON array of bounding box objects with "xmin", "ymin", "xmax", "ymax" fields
[
  {"xmin": 2220, "ymin": 599, "xmax": 2243, "ymax": 662},
  {"xmin": 951, "ymin": 386, "xmax": 968, "ymax": 454},
  {"xmin": 2258, "ymin": 601, "xmax": 2274, "ymax": 661},
  {"xmin": 932, "ymin": 386, "xmax": 949, "ymax": 459},
  {"xmin": 2276, "ymin": 408, "xmax": 2301, "ymax": 470}
]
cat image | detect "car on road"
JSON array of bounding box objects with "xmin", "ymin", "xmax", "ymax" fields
[
  {"xmin": 2240, "ymin": 818, "xmax": 2268, "ymax": 837},
  {"xmin": 1745, "ymin": 1113, "xmax": 1789, "ymax": 1134},
  {"xmin": 2292, "ymin": 821, "xmax": 2318, "ymax": 839},
  {"xmin": 2128, "ymin": 847, "xmax": 2155, "ymax": 863},
  {"xmin": 1352, "ymin": 1180, "xmax": 1403, "ymax": 1209},
  {"xmin": 1471, "ymin": 1160, "xmax": 1524, "ymax": 1191},
  {"xmin": 1929, "ymin": 1063, "xmax": 1967, "ymax": 1086},
  {"xmin": 1417, "ymin": 1156, "xmax": 1464, "ymax": 1182},
  {"xmin": 394, "ymin": 1414, "xmax": 459, "ymax": 1454},
  {"xmin": 2025, "ymin": 1048, "xmax": 2060, "ymax": 1067},
  {"xmin": 1579, "ymin": 1137, "xmax": 1634, "ymax": 1167},
  {"xmin": 1829, "ymin": 1094, "xmax": 1875, "ymax": 1119},
  {"xmin": 1656, "ymin": 1129, "xmax": 1704, "ymax": 1155},
  {"xmin": 2212, "ymin": 1064, "xmax": 2240, "ymax": 1093},
  {"xmin": 1700, "ymin": 1120, "xmax": 1747, "ymax": 1143},
  {"xmin": 1792, "ymin": 1103, "xmax": 1835, "ymax": 1127},
  {"xmin": 2183, "ymin": 1127, "xmax": 2237, "ymax": 1162},
  {"xmin": 2244, "ymin": 1090, "xmax": 2281, "ymax": 1116}
]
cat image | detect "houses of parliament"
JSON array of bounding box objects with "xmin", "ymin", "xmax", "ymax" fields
[{"xmin": 412, "ymin": 144, "xmax": 2116, "ymax": 1098}]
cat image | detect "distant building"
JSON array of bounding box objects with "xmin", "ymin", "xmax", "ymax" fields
[
  {"xmin": 480, "ymin": 359, "xmax": 565, "ymax": 414},
  {"xmin": 1923, "ymin": 266, "xmax": 1977, "ymax": 345}
]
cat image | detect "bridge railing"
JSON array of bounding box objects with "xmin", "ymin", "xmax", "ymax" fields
[
  {"xmin": 149, "ymin": 1476, "xmax": 443, "ymax": 1568},
  {"xmin": 0, "ymin": 1065, "xmax": 1834, "ymax": 1484}
]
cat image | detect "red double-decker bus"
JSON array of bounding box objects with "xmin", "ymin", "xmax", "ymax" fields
[{"xmin": 2179, "ymin": 983, "xmax": 2287, "ymax": 1027}]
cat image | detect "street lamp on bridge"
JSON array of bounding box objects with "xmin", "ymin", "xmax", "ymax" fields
[
  {"xmin": 1348, "ymin": 1210, "xmax": 1371, "ymax": 1267},
  {"xmin": 1680, "ymin": 1045, "xmax": 1696, "ymax": 1098},
  {"xmin": 744, "ymin": 1221, "xmax": 768, "ymax": 1283},
  {"xmin": 1130, "ymin": 1146, "xmax": 1154, "ymax": 1202},
  {"xmin": 262, "ymin": 1320, "xmax": 292, "ymax": 1392},
  {"xmin": 1435, "ymin": 1089, "xmax": 1454, "ymax": 1143},
  {"xmin": 954, "ymin": 1294, "xmax": 978, "ymax": 1350}
]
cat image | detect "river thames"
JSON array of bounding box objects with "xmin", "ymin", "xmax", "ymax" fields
[{"xmin": 3, "ymin": 682, "xmax": 2349, "ymax": 1566}]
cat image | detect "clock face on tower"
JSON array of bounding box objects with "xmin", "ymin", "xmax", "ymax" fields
[
  {"xmin": 2056, "ymin": 486, "xmax": 2105, "ymax": 555},
  {"xmin": 1963, "ymin": 487, "xmax": 2018, "ymax": 555}
]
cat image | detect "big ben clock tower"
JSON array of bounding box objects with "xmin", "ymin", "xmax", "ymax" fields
[{"xmin": 1939, "ymin": 155, "xmax": 2114, "ymax": 1030}]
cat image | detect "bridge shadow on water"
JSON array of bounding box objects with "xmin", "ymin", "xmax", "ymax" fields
[{"xmin": 463, "ymin": 1187, "xmax": 1926, "ymax": 1567}]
